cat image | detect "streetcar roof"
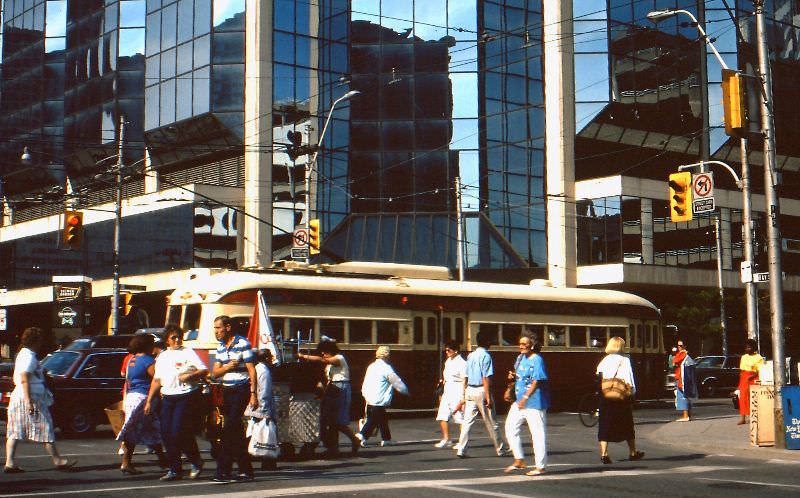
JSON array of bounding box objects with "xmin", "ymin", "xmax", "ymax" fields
[{"xmin": 169, "ymin": 268, "xmax": 659, "ymax": 314}]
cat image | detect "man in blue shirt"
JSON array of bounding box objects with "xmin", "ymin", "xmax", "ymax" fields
[
  {"xmin": 454, "ymin": 332, "xmax": 508, "ymax": 458},
  {"xmin": 211, "ymin": 315, "xmax": 258, "ymax": 482}
]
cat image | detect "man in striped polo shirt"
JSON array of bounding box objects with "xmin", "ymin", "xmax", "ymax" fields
[{"xmin": 211, "ymin": 315, "xmax": 258, "ymax": 482}]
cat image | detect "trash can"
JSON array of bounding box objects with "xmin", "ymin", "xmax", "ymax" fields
[{"xmin": 782, "ymin": 386, "xmax": 800, "ymax": 450}]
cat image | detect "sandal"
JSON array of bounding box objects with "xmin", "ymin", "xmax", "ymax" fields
[
  {"xmin": 504, "ymin": 463, "xmax": 526, "ymax": 474},
  {"xmin": 601, "ymin": 455, "xmax": 612, "ymax": 464},
  {"xmin": 4, "ymin": 466, "xmax": 24, "ymax": 474},
  {"xmin": 629, "ymin": 451, "xmax": 645, "ymax": 461},
  {"xmin": 525, "ymin": 468, "xmax": 545, "ymax": 476},
  {"xmin": 55, "ymin": 459, "xmax": 77, "ymax": 471}
]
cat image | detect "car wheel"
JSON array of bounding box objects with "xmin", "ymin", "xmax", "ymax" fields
[
  {"xmin": 703, "ymin": 380, "xmax": 717, "ymax": 398},
  {"xmin": 61, "ymin": 406, "xmax": 96, "ymax": 435}
]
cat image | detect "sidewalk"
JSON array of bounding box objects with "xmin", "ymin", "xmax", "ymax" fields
[{"xmin": 647, "ymin": 399, "xmax": 800, "ymax": 461}]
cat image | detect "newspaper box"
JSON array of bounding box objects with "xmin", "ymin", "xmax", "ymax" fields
[
  {"xmin": 782, "ymin": 386, "xmax": 800, "ymax": 450},
  {"xmin": 750, "ymin": 384, "xmax": 775, "ymax": 447}
]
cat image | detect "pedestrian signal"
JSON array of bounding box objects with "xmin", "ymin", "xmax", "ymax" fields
[
  {"xmin": 63, "ymin": 211, "xmax": 84, "ymax": 250},
  {"xmin": 309, "ymin": 219, "xmax": 320, "ymax": 254},
  {"xmin": 668, "ymin": 172, "xmax": 693, "ymax": 223},
  {"xmin": 721, "ymin": 69, "xmax": 746, "ymax": 138}
]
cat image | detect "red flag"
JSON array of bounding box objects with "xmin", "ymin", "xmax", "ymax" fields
[{"xmin": 246, "ymin": 290, "xmax": 281, "ymax": 365}]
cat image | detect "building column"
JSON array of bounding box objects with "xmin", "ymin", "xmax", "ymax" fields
[
  {"xmin": 641, "ymin": 198, "xmax": 654, "ymax": 264},
  {"xmin": 721, "ymin": 207, "xmax": 732, "ymax": 270},
  {"xmin": 143, "ymin": 148, "xmax": 159, "ymax": 194},
  {"xmin": 543, "ymin": 0, "xmax": 576, "ymax": 287},
  {"xmin": 243, "ymin": 0, "xmax": 274, "ymax": 268}
]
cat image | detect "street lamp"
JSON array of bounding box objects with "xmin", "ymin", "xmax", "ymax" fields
[
  {"xmin": 304, "ymin": 90, "xmax": 360, "ymax": 263},
  {"xmin": 649, "ymin": 4, "xmax": 786, "ymax": 448}
]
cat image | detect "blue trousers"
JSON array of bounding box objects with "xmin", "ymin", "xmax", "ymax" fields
[
  {"xmin": 160, "ymin": 390, "xmax": 202, "ymax": 474},
  {"xmin": 216, "ymin": 383, "xmax": 253, "ymax": 477}
]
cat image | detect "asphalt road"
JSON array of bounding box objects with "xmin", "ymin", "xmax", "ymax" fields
[{"xmin": 2, "ymin": 400, "xmax": 799, "ymax": 497}]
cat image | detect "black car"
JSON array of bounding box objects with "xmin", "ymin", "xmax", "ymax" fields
[
  {"xmin": 1, "ymin": 348, "xmax": 128, "ymax": 434},
  {"xmin": 64, "ymin": 335, "xmax": 135, "ymax": 350},
  {"xmin": 695, "ymin": 355, "xmax": 742, "ymax": 397}
]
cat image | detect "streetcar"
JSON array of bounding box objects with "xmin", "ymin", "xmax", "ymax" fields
[{"xmin": 166, "ymin": 262, "xmax": 664, "ymax": 411}]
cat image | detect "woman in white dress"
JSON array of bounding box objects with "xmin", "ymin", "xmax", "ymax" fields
[
  {"xmin": 5, "ymin": 327, "xmax": 75, "ymax": 473},
  {"xmin": 434, "ymin": 341, "xmax": 466, "ymax": 448}
]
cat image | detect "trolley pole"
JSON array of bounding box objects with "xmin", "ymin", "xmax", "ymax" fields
[
  {"xmin": 715, "ymin": 216, "xmax": 728, "ymax": 357},
  {"xmin": 755, "ymin": 0, "xmax": 786, "ymax": 448},
  {"xmin": 111, "ymin": 116, "xmax": 125, "ymax": 336},
  {"xmin": 739, "ymin": 138, "xmax": 760, "ymax": 346},
  {"xmin": 455, "ymin": 177, "xmax": 464, "ymax": 282}
]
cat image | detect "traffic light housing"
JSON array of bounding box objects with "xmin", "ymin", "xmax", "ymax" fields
[
  {"xmin": 668, "ymin": 172, "xmax": 693, "ymax": 222},
  {"xmin": 721, "ymin": 69, "xmax": 746, "ymax": 137},
  {"xmin": 63, "ymin": 211, "xmax": 84, "ymax": 250},
  {"xmin": 308, "ymin": 219, "xmax": 320, "ymax": 254}
]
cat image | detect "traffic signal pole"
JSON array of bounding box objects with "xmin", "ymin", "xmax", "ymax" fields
[
  {"xmin": 111, "ymin": 116, "xmax": 125, "ymax": 336},
  {"xmin": 754, "ymin": 0, "xmax": 787, "ymax": 449}
]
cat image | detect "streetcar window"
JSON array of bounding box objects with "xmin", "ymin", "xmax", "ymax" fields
[
  {"xmin": 427, "ymin": 317, "xmax": 436, "ymax": 345},
  {"xmin": 229, "ymin": 316, "xmax": 250, "ymax": 337},
  {"xmin": 289, "ymin": 318, "xmax": 315, "ymax": 343},
  {"xmin": 349, "ymin": 320, "xmax": 372, "ymax": 344},
  {"xmin": 589, "ymin": 327, "xmax": 607, "ymax": 348},
  {"xmin": 569, "ymin": 326, "xmax": 587, "ymax": 347},
  {"xmin": 413, "ymin": 317, "xmax": 423, "ymax": 344},
  {"xmin": 645, "ymin": 325, "xmax": 653, "ymax": 348},
  {"xmin": 166, "ymin": 305, "xmax": 181, "ymax": 325},
  {"xmin": 629, "ymin": 325, "xmax": 636, "ymax": 348},
  {"xmin": 547, "ymin": 326, "xmax": 566, "ymax": 347},
  {"xmin": 609, "ymin": 327, "xmax": 626, "ymax": 343},
  {"xmin": 455, "ymin": 318, "xmax": 464, "ymax": 347},
  {"xmin": 502, "ymin": 324, "xmax": 521, "ymax": 346},
  {"xmin": 320, "ymin": 319, "xmax": 344, "ymax": 343},
  {"xmin": 478, "ymin": 323, "xmax": 499, "ymax": 347},
  {"xmin": 443, "ymin": 318, "xmax": 452, "ymax": 342},
  {"xmin": 270, "ymin": 318, "xmax": 285, "ymax": 342},
  {"xmin": 376, "ymin": 321, "xmax": 399, "ymax": 344},
  {"xmin": 635, "ymin": 325, "xmax": 643, "ymax": 349},
  {"xmin": 183, "ymin": 304, "xmax": 201, "ymax": 332},
  {"xmin": 525, "ymin": 325, "xmax": 544, "ymax": 344}
]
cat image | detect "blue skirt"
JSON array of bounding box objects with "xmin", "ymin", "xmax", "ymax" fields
[
  {"xmin": 675, "ymin": 388, "xmax": 692, "ymax": 411},
  {"xmin": 321, "ymin": 381, "xmax": 351, "ymax": 426}
]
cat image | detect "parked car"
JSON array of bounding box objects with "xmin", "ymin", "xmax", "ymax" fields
[
  {"xmin": 64, "ymin": 335, "xmax": 135, "ymax": 350},
  {"xmin": 0, "ymin": 347, "xmax": 127, "ymax": 434},
  {"xmin": 694, "ymin": 355, "xmax": 741, "ymax": 397}
]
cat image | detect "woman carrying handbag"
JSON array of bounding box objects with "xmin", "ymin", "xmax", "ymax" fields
[{"xmin": 595, "ymin": 336, "xmax": 643, "ymax": 464}]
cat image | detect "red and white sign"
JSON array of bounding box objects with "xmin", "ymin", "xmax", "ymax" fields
[
  {"xmin": 692, "ymin": 172, "xmax": 713, "ymax": 199},
  {"xmin": 293, "ymin": 228, "xmax": 309, "ymax": 248}
]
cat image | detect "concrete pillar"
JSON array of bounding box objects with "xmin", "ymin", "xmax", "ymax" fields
[
  {"xmin": 243, "ymin": 0, "xmax": 274, "ymax": 268},
  {"xmin": 143, "ymin": 148, "xmax": 159, "ymax": 194},
  {"xmin": 544, "ymin": 0, "xmax": 577, "ymax": 287},
  {"xmin": 641, "ymin": 198, "xmax": 654, "ymax": 264},
  {"xmin": 720, "ymin": 207, "xmax": 732, "ymax": 270}
]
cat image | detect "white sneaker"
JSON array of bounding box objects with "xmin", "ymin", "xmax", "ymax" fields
[
  {"xmin": 355, "ymin": 432, "xmax": 368, "ymax": 448},
  {"xmin": 380, "ymin": 440, "xmax": 397, "ymax": 447},
  {"xmin": 452, "ymin": 443, "xmax": 462, "ymax": 452},
  {"xmin": 434, "ymin": 439, "xmax": 451, "ymax": 449}
]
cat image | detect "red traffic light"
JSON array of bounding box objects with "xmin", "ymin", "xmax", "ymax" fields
[{"xmin": 63, "ymin": 211, "xmax": 84, "ymax": 250}]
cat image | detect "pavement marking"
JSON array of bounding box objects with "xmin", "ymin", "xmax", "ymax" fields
[
  {"xmin": 697, "ymin": 477, "xmax": 800, "ymax": 489},
  {"xmin": 386, "ymin": 467, "xmax": 470, "ymax": 475},
  {"xmin": 436, "ymin": 484, "xmax": 535, "ymax": 498},
  {"xmin": 766, "ymin": 459, "xmax": 800, "ymax": 465},
  {"xmin": 174, "ymin": 465, "xmax": 740, "ymax": 498}
]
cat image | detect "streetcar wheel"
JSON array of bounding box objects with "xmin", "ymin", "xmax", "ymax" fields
[{"xmin": 578, "ymin": 393, "xmax": 600, "ymax": 428}]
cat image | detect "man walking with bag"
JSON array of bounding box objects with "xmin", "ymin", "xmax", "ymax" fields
[
  {"xmin": 211, "ymin": 316, "xmax": 258, "ymax": 482},
  {"xmin": 455, "ymin": 332, "xmax": 508, "ymax": 458}
]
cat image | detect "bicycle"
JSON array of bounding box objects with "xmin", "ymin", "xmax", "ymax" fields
[{"xmin": 578, "ymin": 392, "xmax": 599, "ymax": 427}]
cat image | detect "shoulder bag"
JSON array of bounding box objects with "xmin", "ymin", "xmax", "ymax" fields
[
  {"xmin": 504, "ymin": 354, "xmax": 524, "ymax": 403},
  {"xmin": 601, "ymin": 359, "xmax": 632, "ymax": 401}
]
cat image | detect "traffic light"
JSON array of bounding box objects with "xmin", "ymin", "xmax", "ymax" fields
[
  {"xmin": 721, "ymin": 69, "xmax": 746, "ymax": 137},
  {"xmin": 63, "ymin": 211, "xmax": 84, "ymax": 250},
  {"xmin": 668, "ymin": 172, "xmax": 693, "ymax": 222},
  {"xmin": 308, "ymin": 218, "xmax": 321, "ymax": 254}
]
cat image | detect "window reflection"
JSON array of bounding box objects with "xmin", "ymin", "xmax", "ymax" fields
[{"xmin": 213, "ymin": 0, "xmax": 245, "ymax": 30}]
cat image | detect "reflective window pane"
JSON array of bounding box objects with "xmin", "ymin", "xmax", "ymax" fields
[{"xmin": 120, "ymin": 0, "xmax": 146, "ymax": 28}]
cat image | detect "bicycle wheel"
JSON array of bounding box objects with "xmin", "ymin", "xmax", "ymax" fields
[{"xmin": 578, "ymin": 392, "xmax": 599, "ymax": 428}]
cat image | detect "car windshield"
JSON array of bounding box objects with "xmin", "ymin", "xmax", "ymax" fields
[
  {"xmin": 64, "ymin": 339, "xmax": 93, "ymax": 350},
  {"xmin": 696, "ymin": 357, "xmax": 724, "ymax": 368},
  {"xmin": 42, "ymin": 351, "xmax": 80, "ymax": 376}
]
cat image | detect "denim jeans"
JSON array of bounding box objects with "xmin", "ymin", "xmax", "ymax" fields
[{"xmin": 160, "ymin": 390, "xmax": 202, "ymax": 474}]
